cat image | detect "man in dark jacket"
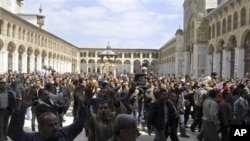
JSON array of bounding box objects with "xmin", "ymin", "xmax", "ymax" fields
[
  {"xmin": 0, "ymin": 81, "xmax": 16, "ymax": 141},
  {"xmin": 36, "ymin": 88, "xmax": 63, "ymax": 126},
  {"xmin": 147, "ymin": 88, "xmax": 168, "ymax": 141},
  {"xmin": 219, "ymin": 90, "xmax": 233, "ymax": 141},
  {"xmin": 7, "ymin": 88, "xmax": 87, "ymax": 141},
  {"xmin": 166, "ymin": 91, "xmax": 180, "ymax": 141}
]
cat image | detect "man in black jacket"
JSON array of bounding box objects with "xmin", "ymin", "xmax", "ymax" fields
[
  {"xmin": 166, "ymin": 91, "xmax": 180, "ymax": 141},
  {"xmin": 147, "ymin": 88, "xmax": 168, "ymax": 141},
  {"xmin": 0, "ymin": 81, "xmax": 16, "ymax": 141}
]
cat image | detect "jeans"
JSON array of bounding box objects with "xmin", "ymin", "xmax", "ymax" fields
[{"xmin": 26, "ymin": 106, "xmax": 32, "ymax": 119}]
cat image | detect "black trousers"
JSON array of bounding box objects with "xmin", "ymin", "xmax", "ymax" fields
[
  {"xmin": 0, "ymin": 109, "xmax": 10, "ymax": 141},
  {"xmin": 190, "ymin": 105, "xmax": 203, "ymax": 130}
]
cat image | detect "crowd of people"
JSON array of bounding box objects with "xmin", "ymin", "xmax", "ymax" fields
[{"xmin": 0, "ymin": 66, "xmax": 250, "ymax": 141}]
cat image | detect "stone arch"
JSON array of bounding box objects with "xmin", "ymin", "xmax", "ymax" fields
[
  {"xmin": 7, "ymin": 41, "xmax": 17, "ymax": 70},
  {"xmin": 80, "ymin": 59, "xmax": 87, "ymax": 73},
  {"xmin": 7, "ymin": 41, "xmax": 16, "ymax": 52},
  {"xmin": 217, "ymin": 39, "xmax": 225, "ymax": 77},
  {"xmin": 57, "ymin": 54, "xmax": 60, "ymax": 60},
  {"xmin": 34, "ymin": 49, "xmax": 40, "ymax": 56},
  {"xmin": 151, "ymin": 60, "xmax": 158, "ymax": 74},
  {"xmin": 34, "ymin": 49, "xmax": 40, "ymax": 71},
  {"xmin": 53, "ymin": 53, "xmax": 56, "ymax": 59},
  {"xmin": 48, "ymin": 52, "xmax": 52, "ymax": 58},
  {"xmin": 208, "ymin": 44, "xmax": 214, "ymax": 54},
  {"xmin": 18, "ymin": 45, "xmax": 26, "ymax": 54},
  {"xmin": 80, "ymin": 59, "xmax": 87, "ymax": 63},
  {"xmin": 116, "ymin": 60, "xmax": 123, "ymax": 73},
  {"xmin": 243, "ymin": 31, "xmax": 250, "ymax": 74},
  {"xmin": 41, "ymin": 50, "xmax": 47, "ymax": 68},
  {"xmin": 123, "ymin": 60, "xmax": 131, "ymax": 73},
  {"xmin": 228, "ymin": 36, "xmax": 237, "ymax": 78},
  {"xmin": 18, "ymin": 45, "xmax": 26, "ymax": 72},
  {"xmin": 142, "ymin": 60, "xmax": 150, "ymax": 68},
  {"xmin": 27, "ymin": 47, "xmax": 33, "ymax": 55},
  {"xmin": 48, "ymin": 52, "xmax": 53, "ymax": 66},
  {"xmin": 0, "ymin": 38, "xmax": 4, "ymax": 51},
  {"xmin": 60, "ymin": 55, "xmax": 63, "ymax": 61},
  {"xmin": 133, "ymin": 60, "xmax": 141, "ymax": 73},
  {"xmin": 26, "ymin": 47, "xmax": 33, "ymax": 73},
  {"xmin": 88, "ymin": 59, "xmax": 95, "ymax": 73}
]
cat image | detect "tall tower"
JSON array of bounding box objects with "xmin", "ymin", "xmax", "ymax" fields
[
  {"xmin": 0, "ymin": 0, "xmax": 24, "ymax": 14},
  {"xmin": 183, "ymin": 0, "xmax": 216, "ymax": 77}
]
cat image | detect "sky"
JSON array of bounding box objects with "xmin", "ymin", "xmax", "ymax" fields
[{"xmin": 23, "ymin": 0, "xmax": 184, "ymax": 49}]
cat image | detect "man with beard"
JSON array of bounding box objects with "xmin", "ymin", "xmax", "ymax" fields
[
  {"xmin": 85, "ymin": 87, "xmax": 126, "ymax": 141},
  {"xmin": 35, "ymin": 88, "xmax": 63, "ymax": 125},
  {"xmin": 7, "ymin": 87, "xmax": 87, "ymax": 141}
]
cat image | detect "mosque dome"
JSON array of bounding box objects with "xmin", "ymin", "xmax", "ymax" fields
[{"xmin": 175, "ymin": 29, "xmax": 183, "ymax": 35}]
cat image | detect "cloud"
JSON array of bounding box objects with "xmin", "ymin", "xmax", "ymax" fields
[{"xmin": 23, "ymin": 0, "xmax": 183, "ymax": 49}]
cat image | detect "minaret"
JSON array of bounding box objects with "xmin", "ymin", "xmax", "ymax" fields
[{"xmin": 37, "ymin": 4, "xmax": 45, "ymax": 28}]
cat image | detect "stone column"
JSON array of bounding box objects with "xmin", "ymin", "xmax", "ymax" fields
[
  {"xmin": 12, "ymin": 51, "xmax": 18, "ymax": 72},
  {"xmin": 214, "ymin": 52, "xmax": 221, "ymax": 77},
  {"xmin": 222, "ymin": 49, "xmax": 230, "ymax": 78},
  {"xmin": 235, "ymin": 47, "xmax": 245, "ymax": 79},
  {"xmin": 44, "ymin": 56, "xmax": 49, "ymax": 68},
  {"xmin": 29, "ymin": 54, "xmax": 35, "ymax": 73},
  {"xmin": 183, "ymin": 51, "xmax": 190, "ymax": 75},
  {"xmin": 22, "ymin": 53, "xmax": 27, "ymax": 73},
  {"xmin": 0, "ymin": 48, "xmax": 8, "ymax": 73},
  {"xmin": 206, "ymin": 54, "xmax": 213, "ymax": 76},
  {"xmin": 37, "ymin": 55, "xmax": 42, "ymax": 72},
  {"xmin": 130, "ymin": 63, "xmax": 133, "ymax": 73}
]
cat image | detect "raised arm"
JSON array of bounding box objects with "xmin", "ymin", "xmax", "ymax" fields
[{"xmin": 8, "ymin": 88, "xmax": 34, "ymax": 141}]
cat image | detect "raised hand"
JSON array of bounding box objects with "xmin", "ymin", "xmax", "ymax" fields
[
  {"xmin": 76, "ymin": 85, "xmax": 94, "ymax": 105},
  {"xmin": 20, "ymin": 88, "xmax": 34, "ymax": 111}
]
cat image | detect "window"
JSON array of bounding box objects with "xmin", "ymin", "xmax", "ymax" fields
[
  {"xmin": 212, "ymin": 24, "xmax": 215, "ymax": 38},
  {"xmin": 12, "ymin": 25, "xmax": 16, "ymax": 38},
  {"xmin": 7, "ymin": 23, "xmax": 11, "ymax": 37},
  {"xmin": 233, "ymin": 12, "xmax": 238, "ymax": 30},
  {"xmin": 222, "ymin": 19, "xmax": 226, "ymax": 34},
  {"xmin": 227, "ymin": 15, "xmax": 231, "ymax": 32},
  {"xmin": 217, "ymin": 21, "xmax": 221, "ymax": 36},
  {"xmin": 208, "ymin": 26, "xmax": 211, "ymax": 39},
  {"xmin": 241, "ymin": 7, "xmax": 246, "ymax": 27},
  {"xmin": 0, "ymin": 20, "xmax": 3, "ymax": 35}
]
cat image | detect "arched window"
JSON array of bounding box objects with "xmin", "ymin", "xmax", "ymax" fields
[
  {"xmin": 208, "ymin": 26, "xmax": 211, "ymax": 39},
  {"xmin": 227, "ymin": 15, "xmax": 231, "ymax": 32},
  {"xmin": 12, "ymin": 25, "xmax": 16, "ymax": 38},
  {"xmin": 217, "ymin": 21, "xmax": 221, "ymax": 36},
  {"xmin": 222, "ymin": 19, "xmax": 226, "ymax": 34},
  {"xmin": 0, "ymin": 20, "xmax": 3, "ymax": 35},
  {"xmin": 241, "ymin": 7, "xmax": 246, "ymax": 27},
  {"xmin": 212, "ymin": 24, "xmax": 215, "ymax": 38},
  {"xmin": 7, "ymin": 23, "xmax": 11, "ymax": 37},
  {"xmin": 18, "ymin": 28, "xmax": 21, "ymax": 40},
  {"xmin": 22, "ymin": 29, "xmax": 25, "ymax": 41},
  {"xmin": 233, "ymin": 12, "xmax": 238, "ymax": 30}
]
